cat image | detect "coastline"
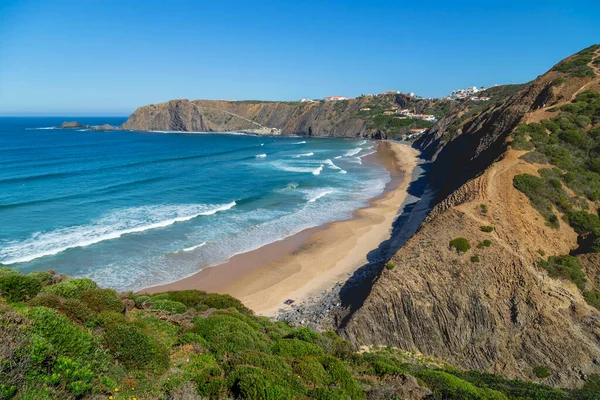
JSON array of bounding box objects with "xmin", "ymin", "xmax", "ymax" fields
[{"xmin": 142, "ymin": 141, "xmax": 421, "ymax": 316}]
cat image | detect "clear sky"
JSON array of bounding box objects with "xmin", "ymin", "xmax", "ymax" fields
[{"xmin": 0, "ymin": 0, "xmax": 599, "ymax": 116}]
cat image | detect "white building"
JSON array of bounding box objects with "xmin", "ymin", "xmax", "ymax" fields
[
  {"xmin": 324, "ymin": 96, "xmax": 349, "ymax": 101},
  {"xmin": 299, "ymin": 98, "xmax": 316, "ymax": 103},
  {"xmin": 449, "ymin": 86, "xmax": 481, "ymax": 100}
]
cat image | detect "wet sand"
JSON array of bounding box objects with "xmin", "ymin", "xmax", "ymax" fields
[{"xmin": 142, "ymin": 141, "xmax": 420, "ymax": 316}]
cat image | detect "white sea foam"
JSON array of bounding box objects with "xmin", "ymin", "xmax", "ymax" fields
[
  {"xmin": 292, "ymin": 141, "xmax": 306, "ymax": 144},
  {"xmin": 26, "ymin": 127, "xmax": 56, "ymax": 130},
  {"xmin": 274, "ymin": 161, "xmax": 323, "ymax": 175},
  {"xmin": 306, "ymin": 189, "xmax": 334, "ymax": 203},
  {"xmin": 324, "ymin": 159, "xmax": 347, "ymax": 174},
  {"xmin": 292, "ymin": 152, "xmax": 314, "ymax": 158},
  {"xmin": 358, "ymin": 149, "xmax": 377, "ymax": 159},
  {"xmin": 345, "ymin": 147, "xmax": 362, "ymax": 157},
  {"xmin": 0, "ymin": 202, "xmax": 236, "ymax": 264},
  {"xmin": 357, "ymin": 140, "xmax": 367, "ymax": 145},
  {"xmin": 334, "ymin": 156, "xmax": 342, "ymax": 159},
  {"xmin": 255, "ymin": 154, "xmax": 266, "ymax": 158},
  {"xmin": 181, "ymin": 242, "xmax": 207, "ymax": 252}
]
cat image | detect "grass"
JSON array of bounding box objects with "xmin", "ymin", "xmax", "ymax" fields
[{"xmin": 0, "ymin": 266, "xmax": 591, "ymax": 399}]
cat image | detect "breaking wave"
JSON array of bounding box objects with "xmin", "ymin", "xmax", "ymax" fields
[{"xmin": 0, "ymin": 202, "xmax": 236, "ymax": 264}]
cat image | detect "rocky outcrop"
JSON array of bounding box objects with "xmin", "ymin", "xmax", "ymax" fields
[
  {"xmin": 59, "ymin": 121, "xmax": 118, "ymax": 131},
  {"xmin": 121, "ymin": 95, "xmax": 442, "ymax": 138},
  {"xmin": 338, "ymin": 48, "xmax": 600, "ymax": 388},
  {"xmin": 60, "ymin": 121, "xmax": 84, "ymax": 128},
  {"xmin": 91, "ymin": 124, "xmax": 118, "ymax": 131}
]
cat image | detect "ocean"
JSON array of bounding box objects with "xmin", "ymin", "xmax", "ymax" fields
[{"xmin": 0, "ymin": 117, "xmax": 390, "ymax": 291}]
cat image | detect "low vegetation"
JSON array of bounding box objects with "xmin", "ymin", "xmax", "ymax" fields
[
  {"xmin": 477, "ymin": 240, "xmax": 492, "ymax": 249},
  {"xmin": 449, "ymin": 237, "xmax": 471, "ymax": 253},
  {"xmin": 512, "ymin": 90, "xmax": 600, "ymax": 248},
  {"xmin": 1, "ymin": 266, "xmax": 591, "ymax": 399},
  {"xmin": 480, "ymin": 226, "xmax": 494, "ymax": 233},
  {"xmin": 553, "ymin": 44, "xmax": 599, "ymax": 78}
]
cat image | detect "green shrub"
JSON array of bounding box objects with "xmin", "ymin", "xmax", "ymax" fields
[
  {"xmin": 134, "ymin": 295, "xmax": 151, "ymax": 307},
  {"xmin": 450, "ymin": 370, "xmax": 568, "ymax": 399},
  {"xmin": 26, "ymin": 271, "xmax": 53, "ymax": 286},
  {"xmin": 449, "ymin": 238, "xmax": 471, "ymax": 253},
  {"xmin": 534, "ymin": 365, "xmax": 551, "ymax": 379},
  {"xmin": 60, "ymin": 298, "xmax": 93, "ymax": 323},
  {"xmin": 513, "ymin": 173, "xmax": 572, "ymax": 228},
  {"xmin": 79, "ymin": 288, "xmax": 123, "ymax": 313},
  {"xmin": 583, "ymin": 291, "xmax": 600, "ymax": 310},
  {"xmin": 385, "ymin": 262, "xmax": 395, "ymax": 270},
  {"xmin": 93, "ymin": 310, "xmax": 127, "ymax": 327},
  {"xmin": 477, "ymin": 240, "xmax": 492, "ymax": 249},
  {"xmin": 0, "ymin": 274, "xmax": 42, "ymax": 302},
  {"xmin": 166, "ymin": 290, "xmax": 206, "ymax": 307},
  {"xmin": 151, "ymin": 299, "xmax": 187, "ymax": 314},
  {"xmin": 193, "ymin": 365, "xmax": 225, "ymax": 398},
  {"xmin": 571, "ymin": 374, "xmax": 600, "ymax": 400},
  {"xmin": 29, "ymin": 292, "xmax": 62, "ymax": 309},
  {"xmin": 310, "ymin": 387, "xmax": 348, "ymax": 399},
  {"xmin": 43, "ymin": 278, "xmax": 97, "ymax": 299},
  {"xmin": 271, "ymin": 339, "xmax": 324, "ymax": 357},
  {"xmin": 202, "ymin": 293, "xmax": 252, "ymax": 315},
  {"xmin": 417, "ymin": 370, "xmax": 508, "ymax": 400},
  {"xmin": 104, "ymin": 323, "xmax": 169, "ymax": 372},
  {"xmin": 0, "ymin": 266, "xmax": 21, "ymax": 276},
  {"xmin": 189, "ymin": 314, "xmax": 267, "ymax": 357},
  {"xmin": 471, "ymin": 255, "xmax": 481, "ymax": 263},
  {"xmin": 285, "ymin": 326, "xmax": 322, "ymax": 344},
  {"xmin": 480, "ymin": 226, "xmax": 494, "ymax": 233},
  {"xmin": 50, "ymin": 357, "xmax": 94, "ymax": 396},
  {"xmin": 228, "ymin": 366, "xmax": 295, "ymax": 400},
  {"xmin": 372, "ymin": 358, "xmax": 406, "ymax": 376},
  {"xmin": 293, "ymin": 356, "xmax": 329, "ymax": 386},
  {"xmin": 27, "ymin": 307, "xmax": 102, "ymax": 363},
  {"xmin": 319, "ymin": 356, "xmax": 364, "ymax": 399},
  {"xmin": 539, "ymin": 255, "xmax": 587, "ymax": 291},
  {"xmin": 228, "ymin": 351, "xmax": 303, "ymax": 392}
]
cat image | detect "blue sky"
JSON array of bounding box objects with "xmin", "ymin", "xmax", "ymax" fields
[{"xmin": 0, "ymin": 0, "xmax": 599, "ymax": 116}]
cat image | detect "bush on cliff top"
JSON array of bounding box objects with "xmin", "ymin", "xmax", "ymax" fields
[
  {"xmin": 79, "ymin": 288, "xmax": 123, "ymax": 314},
  {"xmin": 43, "ymin": 278, "xmax": 97, "ymax": 299},
  {"xmin": 0, "ymin": 274, "xmax": 41, "ymax": 302},
  {"xmin": 0, "ymin": 266, "xmax": 583, "ymax": 399}
]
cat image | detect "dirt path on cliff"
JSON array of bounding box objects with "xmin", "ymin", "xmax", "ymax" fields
[{"xmin": 525, "ymin": 49, "xmax": 600, "ymax": 124}]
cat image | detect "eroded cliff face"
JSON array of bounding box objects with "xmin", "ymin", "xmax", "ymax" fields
[
  {"xmin": 339, "ymin": 49, "xmax": 600, "ymax": 388},
  {"xmin": 121, "ymin": 95, "xmax": 437, "ymax": 138}
]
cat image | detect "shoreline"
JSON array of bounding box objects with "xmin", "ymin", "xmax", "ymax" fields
[{"xmin": 142, "ymin": 141, "xmax": 421, "ymax": 316}]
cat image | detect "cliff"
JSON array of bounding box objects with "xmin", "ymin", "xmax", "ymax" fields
[
  {"xmin": 121, "ymin": 95, "xmax": 447, "ymax": 138},
  {"xmin": 338, "ymin": 45, "xmax": 600, "ymax": 388}
]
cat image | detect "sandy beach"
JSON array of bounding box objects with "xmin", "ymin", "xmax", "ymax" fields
[{"xmin": 143, "ymin": 141, "xmax": 420, "ymax": 316}]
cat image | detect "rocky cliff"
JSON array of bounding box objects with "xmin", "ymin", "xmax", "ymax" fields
[
  {"xmin": 338, "ymin": 45, "xmax": 600, "ymax": 388},
  {"xmin": 121, "ymin": 95, "xmax": 445, "ymax": 138}
]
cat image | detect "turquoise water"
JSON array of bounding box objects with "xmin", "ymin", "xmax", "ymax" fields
[{"xmin": 0, "ymin": 117, "xmax": 389, "ymax": 290}]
